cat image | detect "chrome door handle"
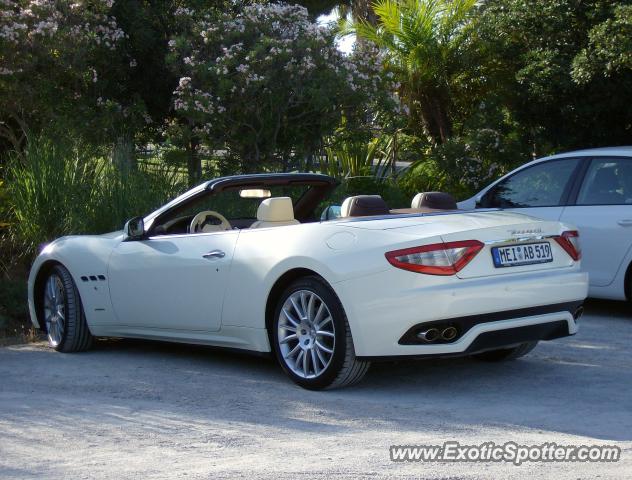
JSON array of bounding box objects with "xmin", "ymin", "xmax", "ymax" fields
[
  {"xmin": 617, "ymin": 220, "xmax": 632, "ymax": 227},
  {"xmin": 203, "ymin": 250, "xmax": 225, "ymax": 259}
]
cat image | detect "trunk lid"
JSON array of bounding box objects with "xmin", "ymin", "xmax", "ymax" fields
[{"xmin": 338, "ymin": 211, "xmax": 576, "ymax": 278}]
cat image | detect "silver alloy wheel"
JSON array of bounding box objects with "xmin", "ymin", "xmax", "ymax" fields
[
  {"xmin": 277, "ymin": 290, "xmax": 335, "ymax": 379},
  {"xmin": 43, "ymin": 275, "xmax": 66, "ymax": 347}
]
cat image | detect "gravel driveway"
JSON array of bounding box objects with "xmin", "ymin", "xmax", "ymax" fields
[{"xmin": 1, "ymin": 300, "xmax": 631, "ymax": 479}]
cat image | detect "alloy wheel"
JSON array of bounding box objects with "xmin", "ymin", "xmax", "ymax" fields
[
  {"xmin": 277, "ymin": 290, "xmax": 335, "ymax": 379},
  {"xmin": 43, "ymin": 274, "xmax": 66, "ymax": 347}
]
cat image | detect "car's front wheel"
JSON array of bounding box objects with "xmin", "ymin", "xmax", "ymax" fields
[
  {"xmin": 471, "ymin": 341, "xmax": 538, "ymax": 362},
  {"xmin": 272, "ymin": 276, "xmax": 370, "ymax": 390},
  {"xmin": 41, "ymin": 265, "xmax": 93, "ymax": 352}
]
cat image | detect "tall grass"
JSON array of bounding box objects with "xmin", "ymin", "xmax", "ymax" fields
[
  {"xmin": 7, "ymin": 138, "xmax": 95, "ymax": 252},
  {"xmin": 6, "ymin": 136, "xmax": 187, "ymax": 258},
  {"xmin": 87, "ymin": 161, "xmax": 185, "ymax": 234},
  {"xmin": 0, "ymin": 179, "xmax": 8, "ymax": 229}
]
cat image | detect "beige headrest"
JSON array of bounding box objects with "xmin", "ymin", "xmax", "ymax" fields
[{"xmin": 256, "ymin": 197, "xmax": 295, "ymax": 222}]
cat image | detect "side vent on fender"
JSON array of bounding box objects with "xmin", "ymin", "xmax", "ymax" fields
[{"xmin": 81, "ymin": 275, "xmax": 107, "ymax": 282}]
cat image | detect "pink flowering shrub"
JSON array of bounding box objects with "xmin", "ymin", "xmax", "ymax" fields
[
  {"xmin": 170, "ymin": 3, "xmax": 395, "ymax": 172},
  {"xmin": 0, "ymin": 0, "xmax": 131, "ymax": 148}
]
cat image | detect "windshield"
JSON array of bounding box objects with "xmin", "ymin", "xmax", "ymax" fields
[
  {"xmin": 149, "ymin": 181, "xmax": 328, "ymax": 235},
  {"xmin": 176, "ymin": 185, "xmax": 310, "ymax": 221}
]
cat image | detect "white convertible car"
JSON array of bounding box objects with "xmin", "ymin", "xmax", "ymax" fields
[{"xmin": 28, "ymin": 173, "xmax": 588, "ymax": 389}]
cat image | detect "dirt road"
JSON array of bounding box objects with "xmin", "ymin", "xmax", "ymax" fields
[{"xmin": 1, "ymin": 300, "xmax": 630, "ymax": 479}]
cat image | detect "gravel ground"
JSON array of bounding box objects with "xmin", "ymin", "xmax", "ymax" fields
[{"xmin": 1, "ymin": 299, "xmax": 631, "ymax": 479}]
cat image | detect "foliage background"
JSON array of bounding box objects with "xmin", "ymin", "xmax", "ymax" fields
[{"xmin": 1, "ymin": 0, "xmax": 631, "ymax": 339}]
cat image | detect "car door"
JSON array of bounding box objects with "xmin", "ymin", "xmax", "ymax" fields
[
  {"xmin": 477, "ymin": 158, "xmax": 582, "ymax": 221},
  {"xmin": 560, "ymin": 156, "xmax": 632, "ymax": 287},
  {"xmin": 107, "ymin": 230, "xmax": 239, "ymax": 332}
]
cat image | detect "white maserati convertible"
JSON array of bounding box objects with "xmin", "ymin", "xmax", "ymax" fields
[{"xmin": 28, "ymin": 173, "xmax": 588, "ymax": 389}]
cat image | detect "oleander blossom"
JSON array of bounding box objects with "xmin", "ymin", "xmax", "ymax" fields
[
  {"xmin": 171, "ymin": 2, "xmax": 397, "ymax": 137},
  {"xmin": 0, "ymin": 0, "xmax": 125, "ymax": 50}
]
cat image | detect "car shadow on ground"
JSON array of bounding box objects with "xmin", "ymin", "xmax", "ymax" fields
[{"xmin": 51, "ymin": 298, "xmax": 628, "ymax": 443}]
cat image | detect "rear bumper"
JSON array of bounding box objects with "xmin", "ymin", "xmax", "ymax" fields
[
  {"xmin": 359, "ymin": 313, "xmax": 576, "ymax": 361},
  {"xmin": 335, "ymin": 268, "xmax": 588, "ymax": 357}
]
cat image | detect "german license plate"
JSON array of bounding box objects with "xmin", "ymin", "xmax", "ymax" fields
[{"xmin": 491, "ymin": 242, "xmax": 553, "ymax": 268}]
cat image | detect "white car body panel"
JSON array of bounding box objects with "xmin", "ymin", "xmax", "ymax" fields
[
  {"xmin": 459, "ymin": 146, "xmax": 632, "ymax": 300},
  {"xmin": 107, "ymin": 230, "xmax": 239, "ymax": 332},
  {"xmin": 29, "ymin": 205, "xmax": 587, "ymax": 357},
  {"xmin": 559, "ymin": 205, "xmax": 632, "ymax": 287},
  {"xmin": 338, "ymin": 270, "xmax": 583, "ymax": 357}
]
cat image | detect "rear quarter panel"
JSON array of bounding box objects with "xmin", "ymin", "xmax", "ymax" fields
[{"xmin": 220, "ymin": 222, "xmax": 417, "ymax": 329}]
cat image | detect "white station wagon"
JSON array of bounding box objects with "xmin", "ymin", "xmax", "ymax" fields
[{"xmin": 460, "ymin": 147, "xmax": 632, "ymax": 302}]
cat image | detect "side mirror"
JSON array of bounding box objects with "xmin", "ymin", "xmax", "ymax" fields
[{"xmin": 124, "ymin": 216, "xmax": 145, "ymax": 240}]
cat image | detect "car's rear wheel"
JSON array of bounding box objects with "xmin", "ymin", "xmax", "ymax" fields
[
  {"xmin": 272, "ymin": 276, "xmax": 370, "ymax": 390},
  {"xmin": 471, "ymin": 341, "xmax": 538, "ymax": 362},
  {"xmin": 42, "ymin": 265, "xmax": 93, "ymax": 352}
]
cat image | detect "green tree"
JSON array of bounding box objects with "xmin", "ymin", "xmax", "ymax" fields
[
  {"xmin": 0, "ymin": 1, "xmax": 218, "ymax": 170},
  {"xmin": 346, "ymin": 0, "xmax": 478, "ymax": 145},
  {"xmin": 478, "ymin": 0, "xmax": 632, "ymax": 154},
  {"xmin": 0, "ymin": 0, "xmax": 165, "ymax": 171},
  {"xmin": 172, "ymin": 3, "xmax": 392, "ymax": 173},
  {"xmin": 296, "ymin": 0, "xmax": 344, "ymax": 17},
  {"xmin": 0, "ymin": 0, "xmax": 127, "ymax": 153},
  {"xmin": 572, "ymin": 4, "xmax": 632, "ymax": 83}
]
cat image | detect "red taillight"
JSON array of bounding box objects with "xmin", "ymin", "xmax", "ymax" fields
[
  {"xmin": 385, "ymin": 240, "xmax": 484, "ymax": 275},
  {"xmin": 555, "ymin": 230, "xmax": 581, "ymax": 261}
]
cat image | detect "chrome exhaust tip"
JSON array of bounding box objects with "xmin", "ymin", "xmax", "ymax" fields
[
  {"xmin": 441, "ymin": 326, "xmax": 458, "ymax": 341},
  {"xmin": 417, "ymin": 328, "xmax": 440, "ymax": 342}
]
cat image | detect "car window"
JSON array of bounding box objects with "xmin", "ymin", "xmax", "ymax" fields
[
  {"xmin": 186, "ymin": 185, "xmax": 310, "ymax": 219},
  {"xmin": 150, "ymin": 184, "xmax": 312, "ymax": 235},
  {"xmin": 576, "ymin": 157, "xmax": 632, "ymax": 205},
  {"xmin": 482, "ymin": 158, "xmax": 578, "ymax": 208}
]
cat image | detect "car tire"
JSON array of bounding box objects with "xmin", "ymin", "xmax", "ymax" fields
[
  {"xmin": 471, "ymin": 341, "xmax": 538, "ymax": 362},
  {"xmin": 41, "ymin": 265, "xmax": 93, "ymax": 352},
  {"xmin": 271, "ymin": 276, "xmax": 370, "ymax": 390}
]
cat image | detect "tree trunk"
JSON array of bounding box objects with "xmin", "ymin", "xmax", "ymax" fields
[
  {"xmin": 112, "ymin": 134, "xmax": 136, "ymax": 172},
  {"xmin": 418, "ymin": 90, "xmax": 452, "ymax": 146},
  {"xmin": 241, "ymin": 142, "xmax": 260, "ymax": 173},
  {"xmin": 0, "ymin": 113, "xmax": 27, "ymax": 154},
  {"xmin": 391, "ymin": 131, "xmax": 398, "ymax": 176},
  {"xmin": 352, "ymin": 0, "xmax": 378, "ymax": 25},
  {"xmin": 186, "ymin": 136, "xmax": 202, "ymax": 187}
]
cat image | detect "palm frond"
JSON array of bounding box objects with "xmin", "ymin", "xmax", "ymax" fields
[{"xmin": 438, "ymin": 0, "xmax": 477, "ymax": 43}]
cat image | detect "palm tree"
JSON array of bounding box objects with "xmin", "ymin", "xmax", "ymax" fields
[
  {"xmin": 337, "ymin": 0, "xmax": 379, "ymax": 26},
  {"xmin": 343, "ymin": 0, "xmax": 477, "ymax": 145}
]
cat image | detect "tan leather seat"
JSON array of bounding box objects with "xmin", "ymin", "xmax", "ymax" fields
[
  {"xmin": 340, "ymin": 195, "xmax": 390, "ymax": 217},
  {"xmin": 250, "ymin": 197, "xmax": 299, "ymax": 228}
]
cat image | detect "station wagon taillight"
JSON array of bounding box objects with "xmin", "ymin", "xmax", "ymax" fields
[
  {"xmin": 385, "ymin": 240, "xmax": 484, "ymax": 275},
  {"xmin": 555, "ymin": 230, "xmax": 581, "ymax": 261}
]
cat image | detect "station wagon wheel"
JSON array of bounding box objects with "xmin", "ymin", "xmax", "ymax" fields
[
  {"xmin": 40, "ymin": 265, "xmax": 93, "ymax": 353},
  {"xmin": 272, "ymin": 276, "xmax": 370, "ymax": 390}
]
